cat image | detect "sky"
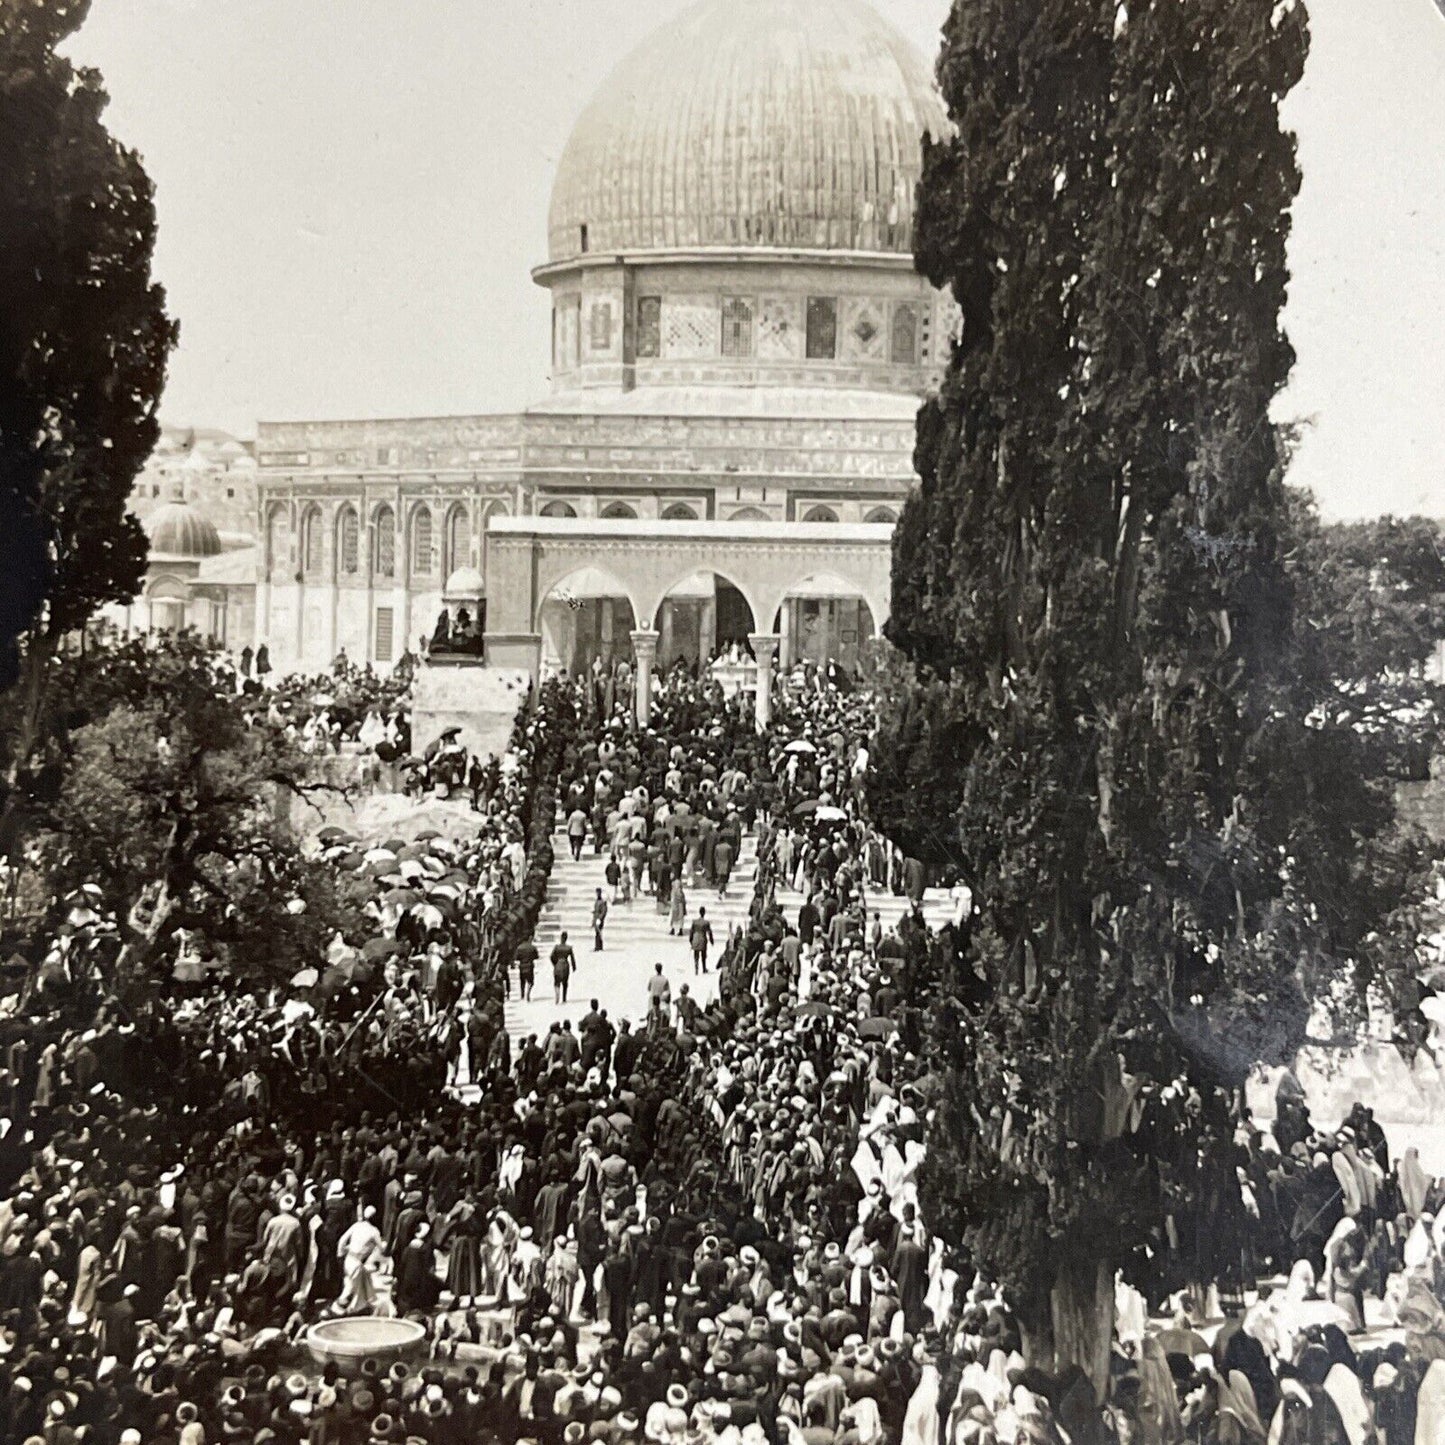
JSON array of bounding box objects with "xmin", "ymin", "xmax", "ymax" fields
[{"xmin": 66, "ymin": 0, "xmax": 1445, "ymax": 521}]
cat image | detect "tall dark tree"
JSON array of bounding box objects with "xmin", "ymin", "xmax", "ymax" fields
[
  {"xmin": 0, "ymin": 0, "xmax": 176, "ymax": 844},
  {"xmin": 873, "ymin": 0, "xmax": 1434, "ymax": 1390}
]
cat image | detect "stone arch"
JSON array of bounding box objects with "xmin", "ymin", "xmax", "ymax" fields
[
  {"xmin": 147, "ymin": 574, "xmax": 189, "ymax": 632},
  {"xmin": 766, "ymin": 568, "xmax": 889, "ymax": 671},
  {"xmin": 728, "ymin": 506, "xmax": 768, "ymax": 521},
  {"xmin": 662, "ymin": 502, "xmax": 699, "ymax": 520},
  {"xmin": 645, "ymin": 566, "xmax": 759, "ymax": 671},
  {"xmin": 801, "ymin": 504, "xmax": 839, "ymax": 523},
  {"xmin": 533, "ymin": 560, "xmax": 640, "ymax": 629},
  {"xmin": 540, "ymin": 499, "xmax": 577, "ymax": 518},
  {"xmin": 864, "ymin": 505, "xmax": 898, "ymax": 524},
  {"xmin": 601, "ymin": 501, "xmax": 638, "ymax": 519},
  {"xmin": 755, "ymin": 565, "xmax": 890, "ymax": 646},
  {"xmin": 535, "ymin": 563, "xmax": 639, "ymax": 676}
]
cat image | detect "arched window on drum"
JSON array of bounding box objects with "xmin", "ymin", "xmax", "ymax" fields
[
  {"xmin": 411, "ymin": 505, "xmax": 434, "ymax": 576},
  {"xmin": 266, "ymin": 507, "xmax": 289, "ymax": 579},
  {"xmin": 444, "ymin": 504, "xmax": 470, "ymax": 575},
  {"xmin": 373, "ymin": 505, "xmax": 396, "ymax": 578},
  {"xmin": 301, "ymin": 505, "xmax": 324, "ymax": 575},
  {"xmin": 337, "ymin": 507, "xmax": 360, "ymax": 576}
]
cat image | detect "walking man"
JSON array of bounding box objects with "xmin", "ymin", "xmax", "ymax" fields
[
  {"xmin": 646, "ymin": 962, "xmax": 672, "ymax": 1029},
  {"xmin": 591, "ymin": 888, "xmax": 608, "ymax": 952},
  {"xmin": 714, "ymin": 836, "xmax": 734, "ymax": 899},
  {"xmin": 689, "ymin": 908, "xmax": 714, "ymax": 975},
  {"xmin": 567, "ymin": 806, "xmax": 588, "ymax": 862},
  {"xmin": 516, "ymin": 937, "xmax": 537, "ymax": 1001},
  {"xmin": 551, "ymin": 931, "xmax": 576, "ymax": 1004}
]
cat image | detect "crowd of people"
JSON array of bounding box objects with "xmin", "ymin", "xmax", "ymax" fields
[{"xmin": 3, "ymin": 657, "xmax": 1445, "ymax": 1445}]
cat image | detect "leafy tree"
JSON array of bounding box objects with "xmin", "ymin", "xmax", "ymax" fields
[
  {"xmin": 1290, "ymin": 503, "xmax": 1445, "ymax": 779},
  {"xmin": 21, "ymin": 633, "xmax": 360, "ymax": 988},
  {"xmin": 0, "ymin": 0, "xmax": 176, "ymax": 844},
  {"xmin": 873, "ymin": 0, "xmax": 1435, "ymax": 1390}
]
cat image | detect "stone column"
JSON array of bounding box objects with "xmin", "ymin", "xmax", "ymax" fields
[
  {"xmin": 630, "ymin": 628, "xmax": 659, "ymax": 727},
  {"xmin": 749, "ymin": 632, "xmax": 781, "ymax": 732}
]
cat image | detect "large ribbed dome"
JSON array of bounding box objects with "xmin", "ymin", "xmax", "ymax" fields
[
  {"xmin": 546, "ymin": 0, "xmax": 948, "ymax": 265},
  {"xmin": 146, "ymin": 500, "xmax": 222, "ymax": 560}
]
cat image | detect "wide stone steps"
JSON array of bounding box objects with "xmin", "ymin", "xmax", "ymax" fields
[{"xmin": 499, "ymin": 829, "xmax": 757, "ymax": 1044}]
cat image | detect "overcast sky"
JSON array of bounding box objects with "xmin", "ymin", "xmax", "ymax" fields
[{"xmin": 67, "ymin": 0, "xmax": 1444, "ymax": 521}]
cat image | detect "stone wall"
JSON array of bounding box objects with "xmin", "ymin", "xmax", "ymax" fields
[{"xmin": 411, "ymin": 660, "xmax": 529, "ymax": 761}]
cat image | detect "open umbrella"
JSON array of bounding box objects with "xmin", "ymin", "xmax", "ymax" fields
[
  {"xmin": 783, "ymin": 739, "xmax": 816, "ymax": 754},
  {"xmin": 397, "ymin": 859, "xmax": 426, "ymax": 882},
  {"xmin": 290, "ymin": 967, "xmax": 320, "ymax": 989},
  {"xmin": 383, "ymin": 838, "xmax": 408, "ymax": 853},
  {"xmin": 794, "ymin": 1001, "xmax": 834, "ymax": 1018},
  {"xmin": 396, "ymin": 843, "xmax": 429, "ymax": 862},
  {"xmin": 317, "ymin": 826, "xmax": 354, "ymax": 844},
  {"xmin": 792, "ymin": 799, "xmax": 821, "ymax": 818},
  {"xmin": 857, "ymin": 1017, "xmax": 898, "ymax": 1040},
  {"xmin": 382, "ymin": 888, "xmax": 422, "ymax": 907},
  {"xmin": 362, "ymin": 938, "xmax": 403, "ymax": 962},
  {"xmin": 409, "ymin": 902, "xmax": 446, "ymax": 930},
  {"xmin": 814, "ymin": 806, "xmax": 848, "ymax": 823},
  {"xmin": 414, "ymin": 828, "xmax": 442, "ymax": 841},
  {"xmin": 420, "ymin": 856, "xmax": 447, "ymax": 878},
  {"xmin": 363, "ymin": 847, "xmax": 399, "ymax": 866},
  {"xmin": 1154, "ymin": 1326, "xmax": 1209, "ymax": 1357}
]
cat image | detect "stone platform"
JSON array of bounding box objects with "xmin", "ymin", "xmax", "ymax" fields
[{"xmin": 411, "ymin": 657, "xmax": 529, "ymax": 759}]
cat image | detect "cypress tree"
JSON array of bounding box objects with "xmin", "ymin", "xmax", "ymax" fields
[{"xmin": 874, "ymin": 0, "xmax": 1431, "ymax": 1389}]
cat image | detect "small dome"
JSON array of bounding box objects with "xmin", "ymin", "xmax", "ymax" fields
[
  {"xmin": 146, "ymin": 501, "xmax": 222, "ymax": 560},
  {"xmin": 443, "ymin": 565, "xmax": 485, "ymax": 598}
]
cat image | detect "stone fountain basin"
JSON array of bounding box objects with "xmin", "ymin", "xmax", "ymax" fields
[{"xmin": 305, "ymin": 1316, "xmax": 426, "ymax": 1373}]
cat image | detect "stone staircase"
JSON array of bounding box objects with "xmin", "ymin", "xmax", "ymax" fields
[{"xmin": 499, "ymin": 827, "xmax": 758, "ymax": 1044}]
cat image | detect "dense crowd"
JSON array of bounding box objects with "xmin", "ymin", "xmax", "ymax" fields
[{"xmin": 2, "ymin": 661, "xmax": 1445, "ymax": 1445}]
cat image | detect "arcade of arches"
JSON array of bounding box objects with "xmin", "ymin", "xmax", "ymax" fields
[{"xmin": 485, "ymin": 517, "xmax": 891, "ymax": 727}]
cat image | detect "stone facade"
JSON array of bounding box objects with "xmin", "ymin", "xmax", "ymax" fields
[{"xmin": 250, "ymin": 0, "xmax": 953, "ymax": 678}]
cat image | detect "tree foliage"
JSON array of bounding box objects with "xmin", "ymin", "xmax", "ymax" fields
[
  {"xmin": 0, "ymin": 0, "xmax": 176, "ymax": 834},
  {"xmin": 1290, "ymin": 503, "xmax": 1445, "ymax": 779},
  {"xmin": 871, "ymin": 0, "xmax": 1438, "ymax": 1385},
  {"xmin": 11, "ymin": 633, "xmax": 362, "ymax": 988}
]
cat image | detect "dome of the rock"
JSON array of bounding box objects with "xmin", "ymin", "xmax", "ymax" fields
[{"xmin": 546, "ymin": 0, "xmax": 948, "ymax": 266}]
